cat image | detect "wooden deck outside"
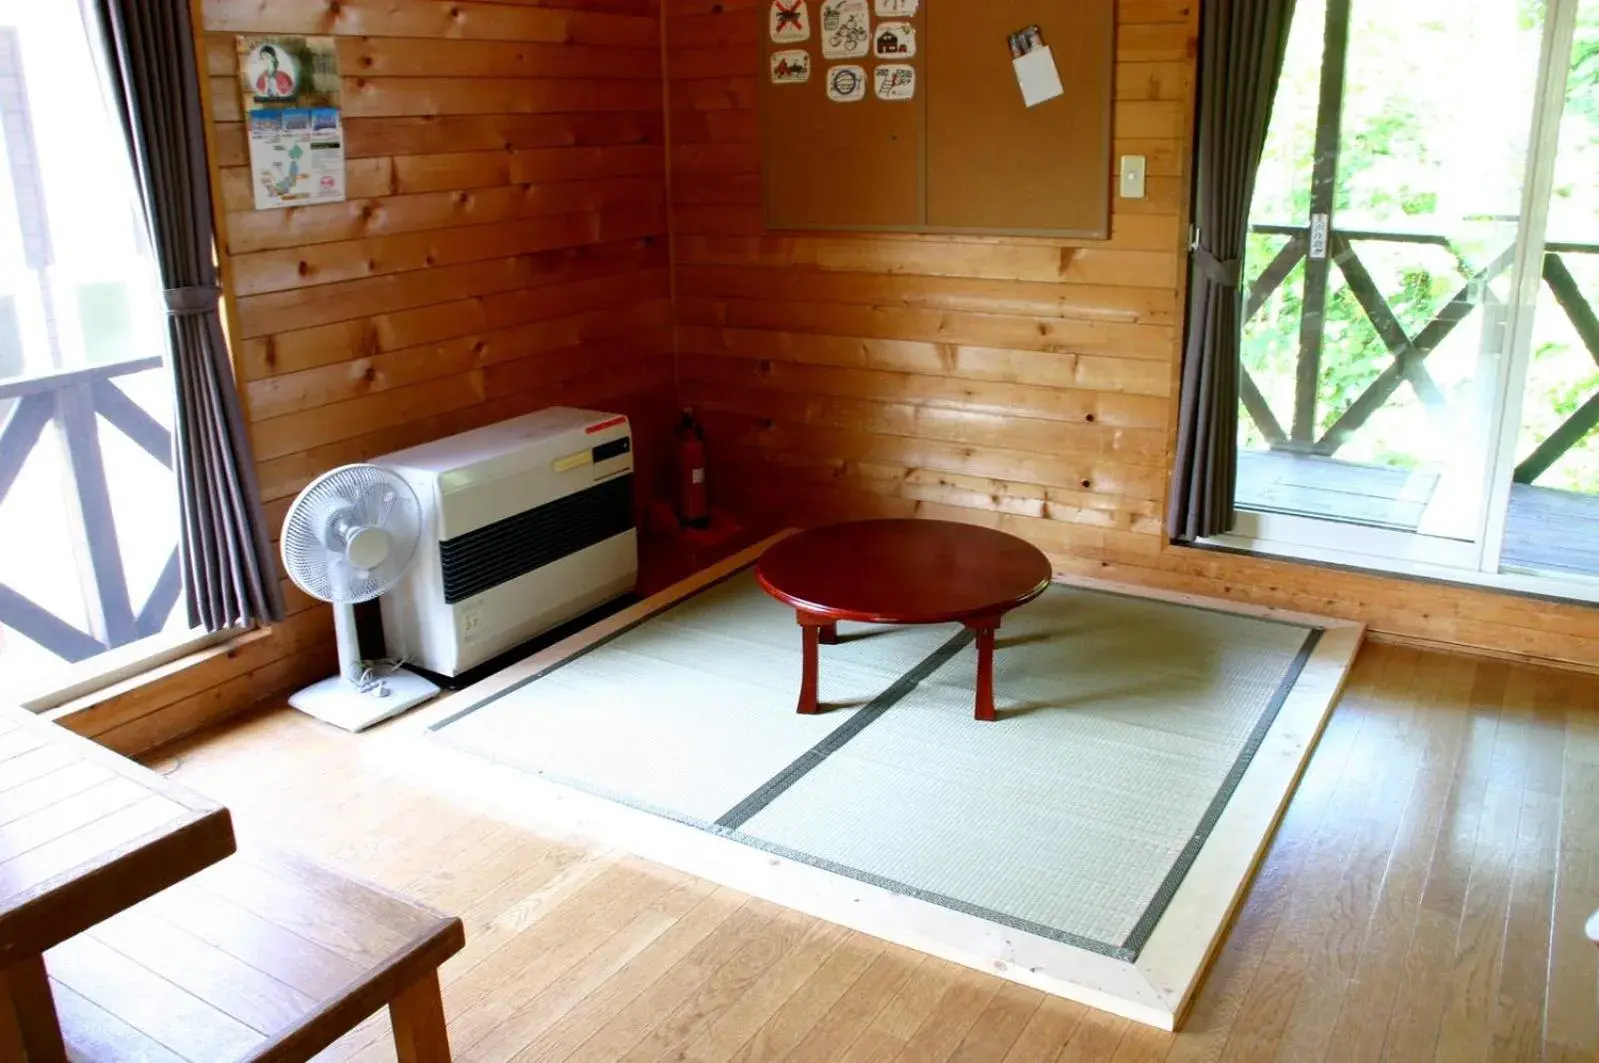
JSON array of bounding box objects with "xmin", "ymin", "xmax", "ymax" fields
[
  {"xmin": 1503, "ymin": 486, "xmax": 1599, "ymax": 577},
  {"xmin": 147, "ymin": 642, "xmax": 1599, "ymax": 1062},
  {"xmin": 1238, "ymin": 450, "xmax": 1599, "ymax": 577}
]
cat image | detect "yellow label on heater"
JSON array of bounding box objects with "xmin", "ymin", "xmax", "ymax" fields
[{"xmin": 553, "ymin": 450, "xmax": 594, "ymax": 473}]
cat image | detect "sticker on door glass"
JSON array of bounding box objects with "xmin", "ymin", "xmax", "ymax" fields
[
  {"xmin": 770, "ymin": 49, "xmax": 812, "ymax": 84},
  {"xmin": 876, "ymin": 0, "xmax": 917, "ymax": 15},
  {"xmin": 770, "ymin": 0, "xmax": 811, "ymax": 43},
  {"xmin": 874, "ymin": 63, "xmax": 914, "ymax": 100},
  {"xmin": 873, "ymin": 21, "xmax": 915, "ymax": 58},
  {"xmin": 826, "ymin": 64, "xmax": 867, "ymax": 102},
  {"xmin": 820, "ymin": 0, "xmax": 871, "ymax": 59}
]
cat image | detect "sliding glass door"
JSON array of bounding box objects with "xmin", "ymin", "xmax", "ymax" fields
[
  {"xmin": 1491, "ymin": 0, "xmax": 1599, "ymax": 579},
  {"xmin": 1223, "ymin": 0, "xmax": 1599, "ymax": 597}
]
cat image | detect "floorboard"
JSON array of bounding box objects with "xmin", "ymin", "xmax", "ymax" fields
[{"xmin": 143, "ymin": 642, "xmax": 1599, "ymax": 1062}]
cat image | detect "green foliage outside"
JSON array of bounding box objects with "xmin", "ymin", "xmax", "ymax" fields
[{"xmin": 1241, "ymin": 0, "xmax": 1599, "ymax": 492}]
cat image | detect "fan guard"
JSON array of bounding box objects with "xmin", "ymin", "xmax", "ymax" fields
[{"xmin": 281, "ymin": 464, "xmax": 423, "ymax": 604}]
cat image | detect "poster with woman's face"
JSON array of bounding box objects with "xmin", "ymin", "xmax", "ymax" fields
[
  {"xmin": 236, "ymin": 36, "xmax": 345, "ymax": 210},
  {"xmin": 236, "ymin": 35, "xmax": 341, "ymax": 110},
  {"xmin": 246, "ymin": 43, "xmax": 299, "ymax": 102}
]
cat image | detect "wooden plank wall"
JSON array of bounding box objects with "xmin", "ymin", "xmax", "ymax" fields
[
  {"xmin": 64, "ymin": 0, "xmax": 678, "ymax": 755},
  {"xmin": 664, "ymin": 0, "xmax": 1599, "ymax": 669},
  {"xmin": 79, "ymin": 0, "xmax": 1595, "ymax": 756}
]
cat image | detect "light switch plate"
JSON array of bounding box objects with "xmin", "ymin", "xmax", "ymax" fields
[{"xmin": 1120, "ymin": 155, "xmax": 1147, "ymax": 199}]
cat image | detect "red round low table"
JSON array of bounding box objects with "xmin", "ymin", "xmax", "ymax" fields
[{"xmin": 755, "ymin": 520, "xmax": 1053, "ymax": 721}]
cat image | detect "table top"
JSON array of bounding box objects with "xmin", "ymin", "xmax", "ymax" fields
[
  {"xmin": 756, "ymin": 520, "xmax": 1054, "ymax": 625},
  {"xmin": 0, "ymin": 706, "xmax": 235, "ymax": 963}
]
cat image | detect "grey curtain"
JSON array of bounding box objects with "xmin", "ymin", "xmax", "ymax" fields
[
  {"xmin": 1168, "ymin": 0, "xmax": 1298, "ymax": 541},
  {"xmin": 83, "ymin": 0, "xmax": 283, "ymax": 630}
]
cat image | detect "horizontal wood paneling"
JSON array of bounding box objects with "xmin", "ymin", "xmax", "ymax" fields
[
  {"xmin": 83, "ymin": 0, "xmax": 677, "ymax": 755},
  {"xmin": 91, "ymin": 0, "xmax": 1595, "ymax": 756},
  {"xmin": 201, "ymin": 1, "xmax": 662, "ymax": 43},
  {"xmin": 665, "ymin": 0, "xmax": 1190, "ymax": 580},
  {"xmin": 666, "ymin": 0, "xmax": 1599, "ymax": 667}
]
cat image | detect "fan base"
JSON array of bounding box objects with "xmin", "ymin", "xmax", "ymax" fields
[{"xmin": 288, "ymin": 669, "xmax": 440, "ymax": 733}]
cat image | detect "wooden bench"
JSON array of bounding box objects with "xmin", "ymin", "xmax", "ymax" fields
[{"xmin": 40, "ymin": 846, "xmax": 464, "ymax": 1062}]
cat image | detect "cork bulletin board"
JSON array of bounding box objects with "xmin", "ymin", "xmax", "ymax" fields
[{"xmin": 758, "ymin": 0, "xmax": 1115, "ymax": 238}]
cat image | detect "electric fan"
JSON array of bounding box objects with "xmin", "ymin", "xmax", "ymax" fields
[{"xmin": 280, "ymin": 463, "xmax": 439, "ymax": 731}]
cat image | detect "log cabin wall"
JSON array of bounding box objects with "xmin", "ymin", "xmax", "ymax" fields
[
  {"xmin": 71, "ymin": 0, "xmax": 1595, "ymax": 757},
  {"xmin": 664, "ymin": 0, "xmax": 1599, "ymax": 669},
  {"xmin": 61, "ymin": 0, "xmax": 677, "ymax": 755}
]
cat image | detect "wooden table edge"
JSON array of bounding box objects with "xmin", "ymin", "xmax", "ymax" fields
[
  {"xmin": 2, "ymin": 707, "xmax": 225, "ymax": 819},
  {"xmin": 0, "ymin": 805, "xmax": 236, "ymax": 964},
  {"xmin": 753, "ymin": 568, "xmax": 1054, "ymax": 627}
]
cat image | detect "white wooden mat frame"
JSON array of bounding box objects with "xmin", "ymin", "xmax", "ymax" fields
[{"xmin": 380, "ymin": 532, "xmax": 1365, "ymax": 1030}]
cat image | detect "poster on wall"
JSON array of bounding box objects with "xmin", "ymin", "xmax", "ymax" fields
[
  {"xmin": 873, "ymin": 21, "xmax": 915, "ymax": 58},
  {"xmin": 770, "ymin": 0, "xmax": 811, "ymax": 43},
  {"xmin": 236, "ymin": 35, "xmax": 346, "ymax": 211},
  {"xmin": 771, "ymin": 49, "xmax": 813, "ymax": 83},
  {"xmin": 820, "ymin": 0, "xmax": 871, "ymax": 59},
  {"xmin": 826, "ymin": 64, "xmax": 868, "ymax": 102},
  {"xmin": 874, "ymin": 63, "xmax": 915, "ymax": 100}
]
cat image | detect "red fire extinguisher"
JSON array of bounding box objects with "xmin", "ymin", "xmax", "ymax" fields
[{"xmin": 674, "ymin": 409, "xmax": 710, "ymax": 530}]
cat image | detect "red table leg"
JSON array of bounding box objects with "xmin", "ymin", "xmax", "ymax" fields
[
  {"xmin": 796, "ymin": 613, "xmax": 830, "ymax": 715},
  {"xmin": 818, "ymin": 623, "xmax": 839, "ymax": 645},
  {"xmin": 968, "ymin": 617, "xmax": 1001, "ymax": 721}
]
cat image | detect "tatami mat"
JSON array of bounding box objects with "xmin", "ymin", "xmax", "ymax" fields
[
  {"xmin": 430, "ymin": 572, "xmax": 1319, "ymax": 960},
  {"xmin": 433, "ymin": 571, "xmax": 959, "ymax": 822},
  {"xmin": 735, "ymin": 588, "xmax": 1317, "ymax": 956}
]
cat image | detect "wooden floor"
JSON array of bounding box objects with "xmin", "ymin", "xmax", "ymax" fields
[
  {"xmin": 1238, "ymin": 450, "xmax": 1599, "ymax": 577},
  {"xmin": 144, "ymin": 642, "xmax": 1599, "ymax": 1062}
]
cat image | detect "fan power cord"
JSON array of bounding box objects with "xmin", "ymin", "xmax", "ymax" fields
[{"xmin": 354, "ymin": 657, "xmax": 411, "ymax": 697}]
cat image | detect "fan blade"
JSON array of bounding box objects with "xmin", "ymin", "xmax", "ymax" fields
[
  {"xmin": 327, "ymin": 555, "xmax": 358, "ymax": 600},
  {"xmin": 354, "ymin": 482, "xmax": 375, "ymax": 528},
  {"xmin": 315, "ymin": 542, "xmax": 346, "ymax": 575}
]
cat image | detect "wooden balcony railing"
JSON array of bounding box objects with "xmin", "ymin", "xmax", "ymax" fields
[
  {"xmin": 1242, "ymin": 223, "xmax": 1599, "ymax": 484},
  {"xmin": 0, "ymin": 357, "xmax": 181, "ymax": 663},
  {"xmin": 1245, "ymin": 0, "xmax": 1599, "ymax": 486}
]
